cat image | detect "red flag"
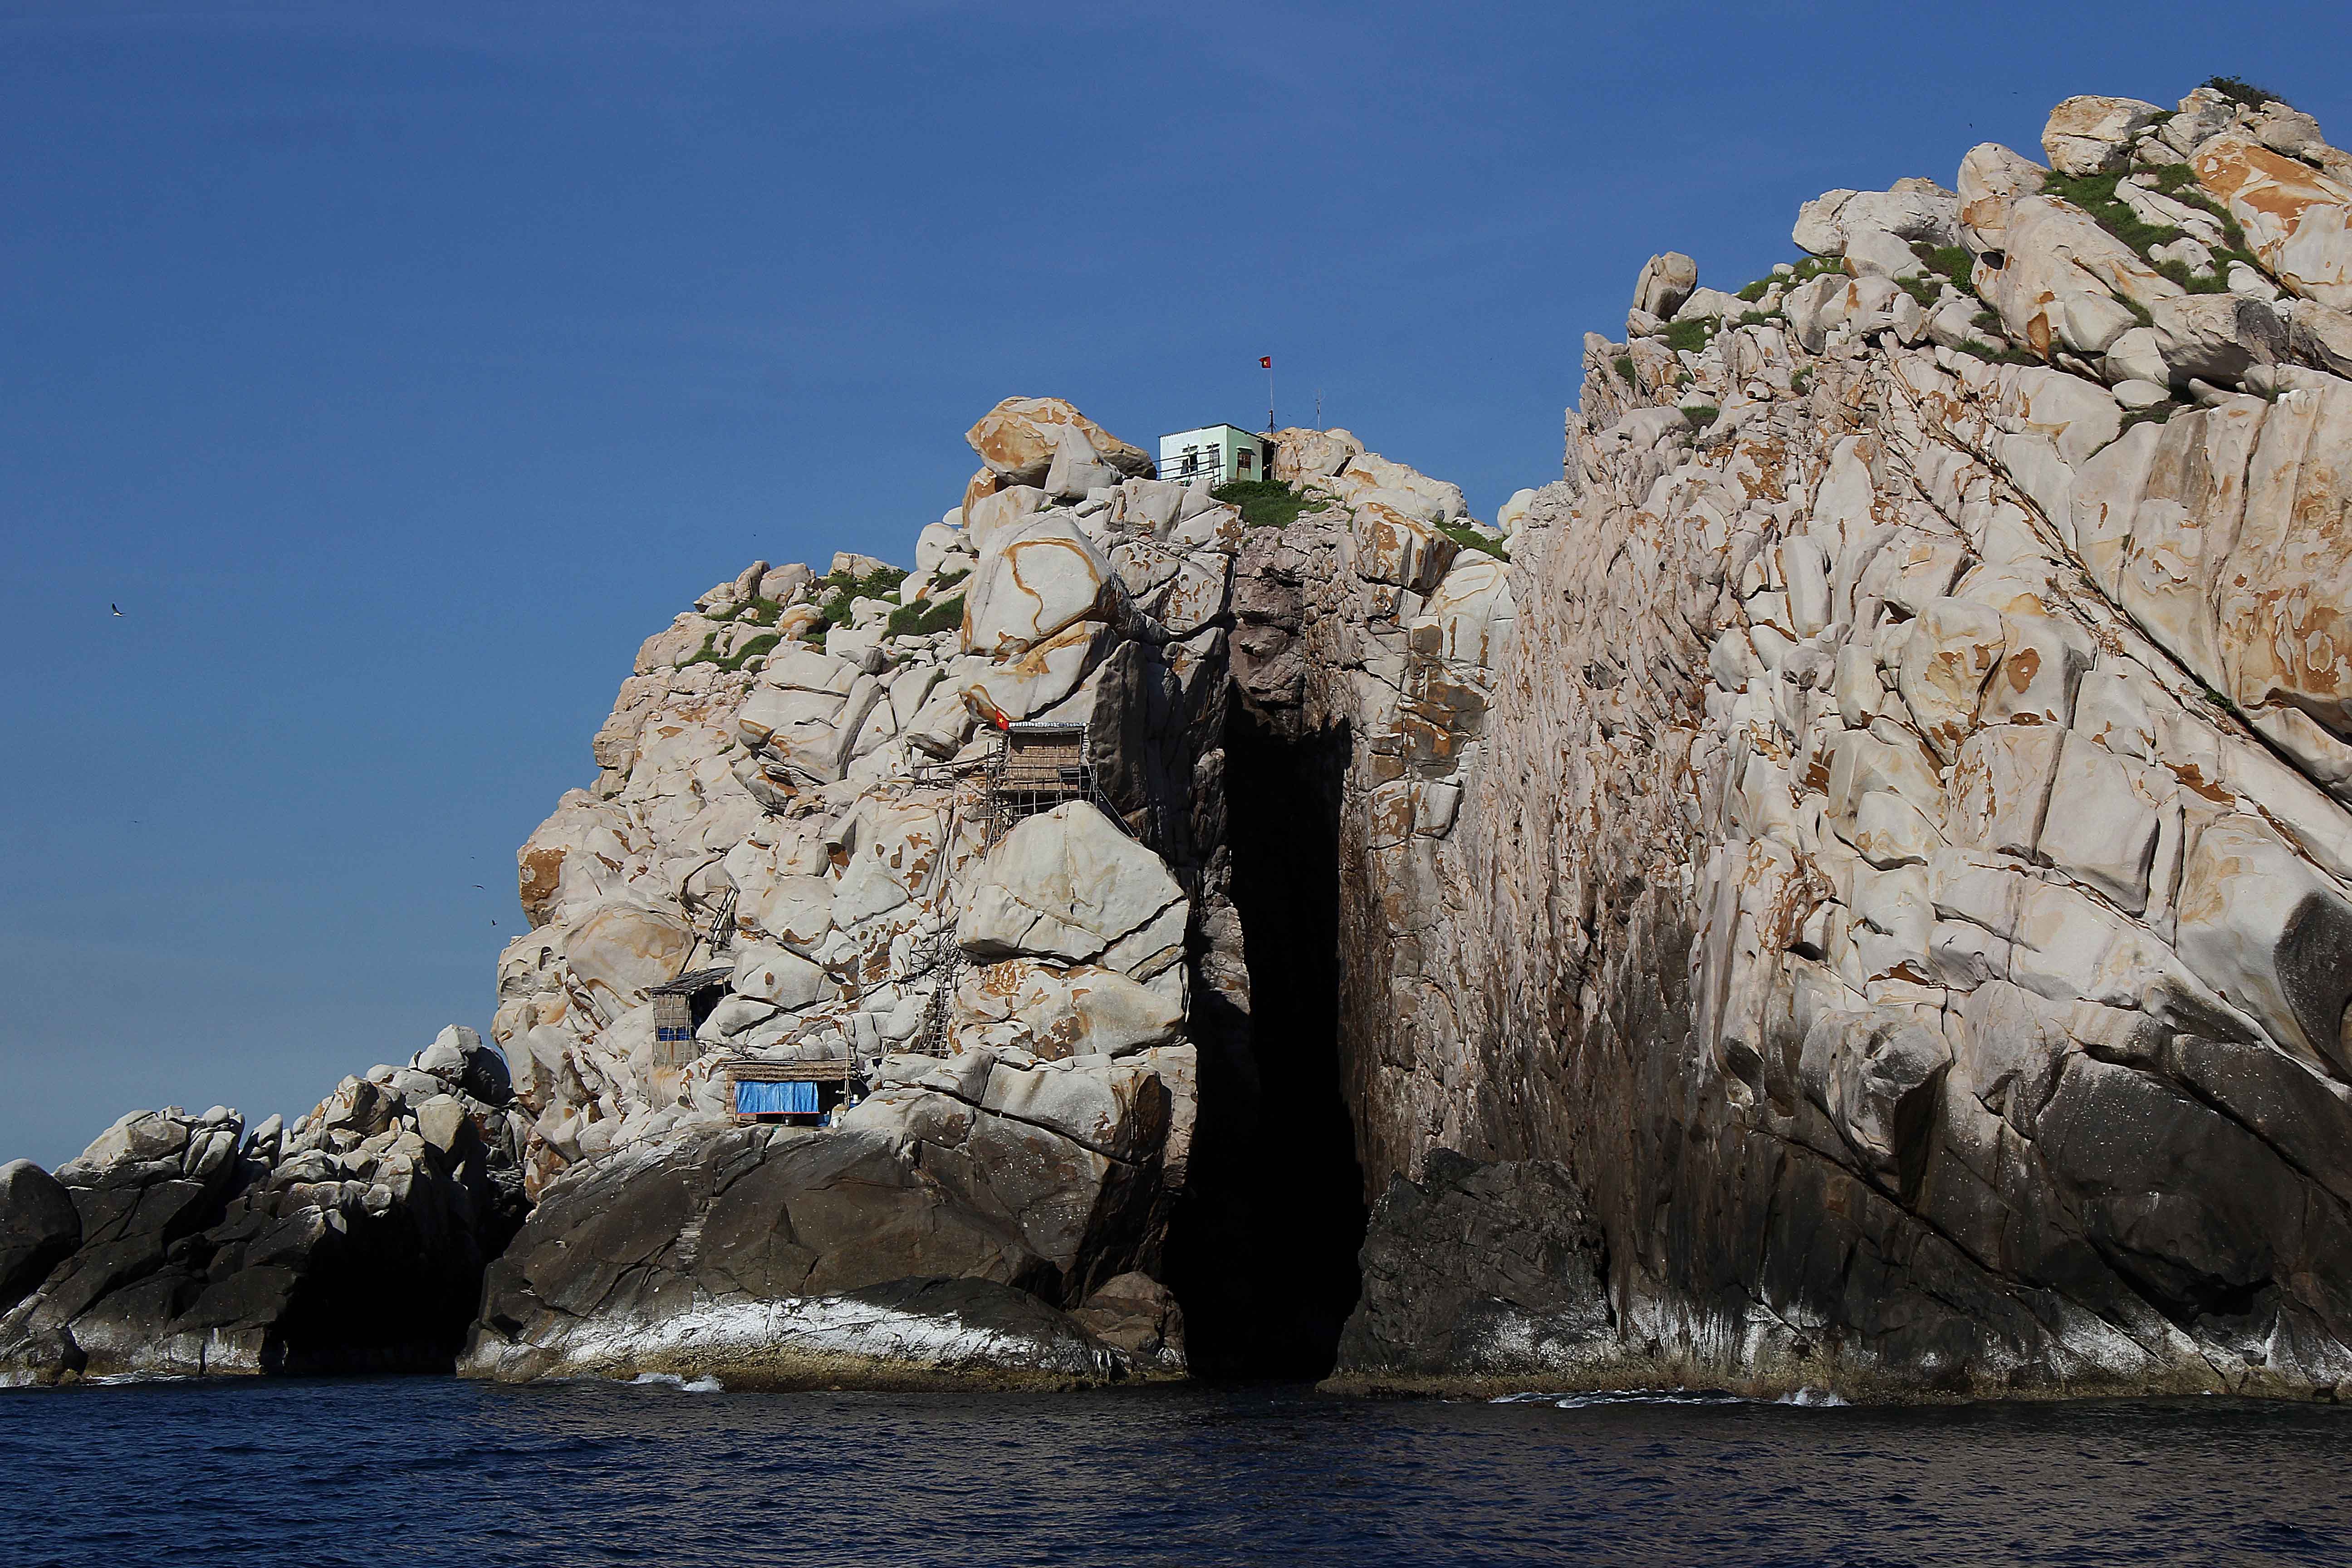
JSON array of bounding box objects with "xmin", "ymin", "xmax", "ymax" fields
[{"xmin": 1259, "ymin": 356, "xmax": 1272, "ymax": 368}]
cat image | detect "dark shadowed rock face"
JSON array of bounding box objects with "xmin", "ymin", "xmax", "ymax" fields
[
  {"xmin": 0, "ymin": 1162, "xmax": 79, "ymax": 1317},
  {"xmin": 1333, "ymin": 1153, "xmax": 1612, "ymax": 1390},
  {"xmin": 463, "ymin": 1120, "xmax": 1175, "ymax": 1388},
  {"xmin": 0, "ymin": 1031, "xmax": 530, "ymax": 1386}
]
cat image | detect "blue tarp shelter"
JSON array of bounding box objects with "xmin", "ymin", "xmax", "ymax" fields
[{"xmin": 735, "ymin": 1079, "xmax": 820, "ymax": 1117}]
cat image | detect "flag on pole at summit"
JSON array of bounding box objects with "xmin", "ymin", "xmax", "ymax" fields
[{"xmin": 1259, "ymin": 356, "xmax": 1272, "ymax": 368}]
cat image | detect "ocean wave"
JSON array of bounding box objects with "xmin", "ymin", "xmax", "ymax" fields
[{"xmin": 1775, "ymin": 1387, "xmax": 1848, "ymax": 1406}]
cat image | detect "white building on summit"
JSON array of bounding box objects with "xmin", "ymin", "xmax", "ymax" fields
[{"xmin": 1158, "ymin": 424, "xmax": 1269, "ymax": 489}]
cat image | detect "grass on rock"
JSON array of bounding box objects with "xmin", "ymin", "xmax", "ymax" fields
[
  {"xmin": 887, "ymin": 592, "xmax": 965, "ymax": 638},
  {"xmin": 1434, "ymin": 520, "xmax": 1509, "ymax": 562},
  {"xmin": 799, "ymin": 564, "xmax": 911, "ymax": 642},
  {"xmin": 1213, "ymin": 479, "xmax": 1325, "ymax": 530},
  {"xmin": 2040, "ymin": 167, "xmax": 2260, "ymax": 296},
  {"xmin": 1959, "ymin": 338, "xmax": 2046, "ymax": 366},
  {"xmin": 1661, "ymin": 317, "xmax": 1716, "ymax": 355},
  {"xmin": 680, "ymin": 631, "xmax": 783, "ymax": 673}
]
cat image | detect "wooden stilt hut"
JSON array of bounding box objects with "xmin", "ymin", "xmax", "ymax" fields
[
  {"xmin": 647, "ymin": 966, "xmax": 733, "ymax": 1068},
  {"xmin": 726, "ymin": 1057, "xmax": 860, "ymax": 1125}
]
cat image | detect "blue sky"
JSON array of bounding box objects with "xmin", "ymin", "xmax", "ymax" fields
[{"xmin": 4, "ymin": 0, "xmax": 2346, "ymax": 1167}]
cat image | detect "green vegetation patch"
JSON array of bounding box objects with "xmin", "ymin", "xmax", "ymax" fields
[
  {"xmin": 1212, "ymin": 478, "xmax": 1325, "ymax": 530},
  {"xmin": 798, "ymin": 563, "xmax": 911, "ymax": 642},
  {"xmin": 1896, "ymin": 275, "xmax": 1943, "ymax": 310},
  {"xmin": 1612, "ymin": 354, "xmax": 1637, "ymax": 389},
  {"xmin": 1910, "ymin": 243, "xmax": 1977, "ymax": 295},
  {"xmin": 1958, "ymin": 338, "xmax": 2046, "ymax": 366},
  {"xmin": 1681, "ymin": 405, "xmax": 1721, "ymax": 428},
  {"xmin": 2121, "ymin": 402, "xmax": 2180, "ymax": 432},
  {"xmin": 1661, "ymin": 316, "xmax": 1717, "ymax": 355},
  {"xmin": 2041, "ymin": 166, "xmax": 2259, "ymax": 296},
  {"xmin": 1434, "ymin": 520, "xmax": 1509, "ymax": 562},
  {"xmin": 2202, "ymin": 75, "xmax": 2287, "ymax": 111},
  {"xmin": 713, "ymin": 594, "xmax": 790, "ymax": 626},
  {"xmin": 887, "ymin": 592, "xmax": 965, "ymax": 638},
  {"xmin": 2041, "ymin": 169, "xmax": 2188, "ymax": 255},
  {"xmin": 1736, "ymin": 254, "xmax": 1845, "ymax": 303},
  {"xmin": 680, "ymin": 630, "xmax": 784, "ymax": 673}
]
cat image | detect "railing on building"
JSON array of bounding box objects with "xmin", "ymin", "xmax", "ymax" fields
[{"xmin": 1162, "ymin": 450, "xmax": 1225, "ymax": 489}]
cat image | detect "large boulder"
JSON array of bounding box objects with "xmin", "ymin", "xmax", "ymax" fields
[
  {"xmin": 463, "ymin": 1049, "xmax": 1189, "ymax": 1389},
  {"xmin": 960, "ymin": 516, "xmax": 1122, "ymax": 658},
  {"xmin": 415, "ymin": 1024, "xmax": 512, "ymax": 1106},
  {"xmin": 1630, "ymin": 251, "xmax": 1698, "ymax": 319},
  {"xmin": 734, "ymin": 649, "xmax": 883, "ymax": 786},
  {"xmin": 1793, "ymin": 178, "xmax": 1961, "ymax": 256},
  {"xmin": 2192, "ymin": 137, "xmax": 2352, "ymax": 313},
  {"xmin": 1270, "ymin": 427, "xmax": 1365, "ymax": 485},
  {"xmin": 0, "ymin": 1162, "xmax": 78, "ymax": 1315},
  {"xmin": 958, "ymin": 620, "xmax": 1112, "ymax": 722},
  {"xmin": 1349, "ymin": 500, "xmax": 1458, "ymax": 592},
  {"xmin": 1956, "ymin": 142, "xmax": 2048, "ymax": 254},
  {"xmin": 1975, "ymin": 197, "xmax": 2177, "ymax": 358},
  {"xmin": 965, "ymin": 397, "xmax": 1151, "ymax": 487},
  {"xmin": 956, "ymin": 802, "xmax": 1187, "ymax": 975},
  {"xmin": 1316, "ymin": 450, "xmax": 1469, "ymax": 524},
  {"xmin": 559, "ymin": 902, "xmax": 699, "ymax": 1011},
  {"xmin": 953, "ymin": 960, "xmax": 1184, "ymax": 1059},
  {"xmin": 2041, "ymin": 94, "xmax": 2167, "ymax": 176}
]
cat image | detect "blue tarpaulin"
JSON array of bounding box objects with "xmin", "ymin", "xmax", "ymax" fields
[{"xmin": 735, "ymin": 1079, "xmax": 820, "ymax": 1116}]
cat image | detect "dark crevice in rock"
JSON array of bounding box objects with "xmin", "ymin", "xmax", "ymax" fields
[{"xmin": 1165, "ymin": 706, "xmax": 1366, "ymax": 1379}]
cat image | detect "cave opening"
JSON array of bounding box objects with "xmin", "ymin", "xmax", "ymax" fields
[{"xmin": 1166, "ymin": 706, "xmax": 1367, "ymax": 1379}]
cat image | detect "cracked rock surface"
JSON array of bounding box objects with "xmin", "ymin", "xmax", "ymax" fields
[{"xmin": 1320, "ymin": 83, "xmax": 2352, "ymax": 1400}]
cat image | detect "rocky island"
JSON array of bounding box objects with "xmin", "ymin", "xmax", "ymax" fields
[{"xmin": 7, "ymin": 81, "xmax": 2352, "ymax": 1401}]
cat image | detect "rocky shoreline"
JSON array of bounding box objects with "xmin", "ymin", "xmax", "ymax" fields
[{"xmin": 9, "ymin": 79, "xmax": 2352, "ymax": 1401}]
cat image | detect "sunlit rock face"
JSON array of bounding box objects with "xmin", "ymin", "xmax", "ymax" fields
[
  {"xmin": 467, "ymin": 384, "xmax": 1511, "ymax": 1385},
  {"xmin": 25, "ymin": 80, "xmax": 2352, "ymax": 1399},
  {"xmin": 1324, "ymin": 83, "xmax": 2352, "ymax": 1400}
]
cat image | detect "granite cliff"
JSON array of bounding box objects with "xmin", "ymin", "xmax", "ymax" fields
[
  {"xmin": 457, "ymin": 397, "xmax": 1501, "ymax": 1386},
  {"xmin": 6, "ymin": 81, "xmax": 2351, "ymax": 1401},
  {"xmin": 1330, "ymin": 83, "xmax": 2352, "ymax": 1398}
]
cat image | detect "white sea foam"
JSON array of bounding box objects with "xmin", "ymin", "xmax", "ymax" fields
[
  {"xmin": 1490, "ymin": 1387, "xmax": 1848, "ymax": 1409},
  {"xmin": 627, "ymin": 1372, "xmax": 725, "ymax": 1392},
  {"xmin": 531, "ymin": 1294, "xmax": 1112, "ymax": 1382}
]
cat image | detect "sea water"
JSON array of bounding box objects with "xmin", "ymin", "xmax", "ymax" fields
[{"xmin": 4, "ymin": 1378, "xmax": 2348, "ymax": 1565}]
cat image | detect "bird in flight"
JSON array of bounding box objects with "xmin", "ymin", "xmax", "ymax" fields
[
  {"xmin": 111, "ymin": 603, "xmax": 124, "ymax": 617},
  {"xmin": 472, "ymin": 883, "xmax": 485, "ymax": 889}
]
